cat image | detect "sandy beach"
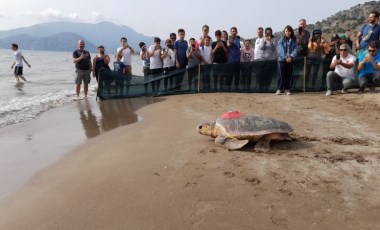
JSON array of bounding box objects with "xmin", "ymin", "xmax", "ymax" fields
[{"xmin": 0, "ymin": 91, "xmax": 379, "ymax": 229}]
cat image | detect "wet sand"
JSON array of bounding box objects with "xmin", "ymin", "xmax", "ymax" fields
[
  {"xmin": 0, "ymin": 97, "xmax": 159, "ymax": 200},
  {"xmin": 0, "ymin": 92, "xmax": 379, "ymax": 229}
]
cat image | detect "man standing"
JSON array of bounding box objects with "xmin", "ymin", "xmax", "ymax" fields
[
  {"xmin": 174, "ymin": 28, "xmax": 188, "ymax": 89},
  {"xmin": 254, "ymin": 27, "xmax": 264, "ymax": 60},
  {"xmin": 355, "ymin": 10, "xmax": 380, "ymax": 55},
  {"xmin": 295, "ymin": 19, "xmax": 310, "ymax": 58},
  {"xmin": 357, "ymin": 41, "xmax": 380, "ymax": 93},
  {"xmin": 325, "ymin": 44, "xmax": 356, "ymax": 96},
  {"xmin": 117, "ymin": 37, "xmax": 135, "ymax": 94},
  {"xmin": 211, "ymin": 30, "xmax": 228, "ymax": 90},
  {"xmin": 226, "ymin": 27, "xmax": 241, "ymax": 90},
  {"xmin": 72, "ymin": 40, "xmax": 92, "ymax": 98},
  {"xmin": 11, "ymin": 43, "xmax": 31, "ymax": 82}
]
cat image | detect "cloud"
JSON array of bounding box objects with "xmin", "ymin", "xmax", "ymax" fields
[{"xmin": 40, "ymin": 8, "xmax": 107, "ymax": 23}]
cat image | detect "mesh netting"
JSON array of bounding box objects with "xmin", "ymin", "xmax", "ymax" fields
[{"xmin": 97, "ymin": 57, "xmax": 357, "ymax": 100}]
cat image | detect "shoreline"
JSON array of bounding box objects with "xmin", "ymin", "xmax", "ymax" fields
[
  {"xmin": 0, "ymin": 92, "xmax": 379, "ymax": 229},
  {"xmin": 0, "ymin": 96, "xmax": 160, "ymax": 200}
]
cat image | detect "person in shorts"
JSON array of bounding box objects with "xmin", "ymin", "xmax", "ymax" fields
[
  {"xmin": 11, "ymin": 43, "xmax": 31, "ymax": 82},
  {"xmin": 72, "ymin": 40, "xmax": 92, "ymax": 98}
]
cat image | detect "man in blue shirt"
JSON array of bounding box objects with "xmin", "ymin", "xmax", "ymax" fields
[
  {"xmin": 226, "ymin": 27, "xmax": 241, "ymax": 90},
  {"xmin": 355, "ymin": 10, "xmax": 380, "ymax": 55},
  {"xmin": 174, "ymin": 28, "xmax": 188, "ymax": 90},
  {"xmin": 357, "ymin": 41, "xmax": 380, "ymax": 93}
]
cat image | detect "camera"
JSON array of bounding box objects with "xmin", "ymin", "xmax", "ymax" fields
[
  {"xmin": 191, "ymin": 43, "xmax": 196, "ymax": 48},
  {"xmin": 298, "ymin": 27, "xmax": 302, "ymax": 35},
  {"xmin": 336, "ymin": 54, "xmax": 341, "ymax": 60},
  {"xmin": 311, "ymin": 35, "xmax": 317, "ymax": 42}
]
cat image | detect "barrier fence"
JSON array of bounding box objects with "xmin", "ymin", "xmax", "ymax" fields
[{"xmin": 97, "ymin": 57, "xmax": 355, "ymax": 100}]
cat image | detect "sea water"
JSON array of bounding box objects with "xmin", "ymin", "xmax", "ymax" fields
[
  {"xmin": 0, "ymin": 49, "xmax": 147, "ymax": 200},
  {"xmin": 0, "ymin": 49, "xmax": 143, "ymax": 128}
]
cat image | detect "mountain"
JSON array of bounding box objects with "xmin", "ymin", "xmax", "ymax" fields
[
  {"xmin": 0, "ymin": 32, "xmax": 97, "ymax": 52},
  {"xmin": 307, "ymin": 1, "xmax": 380, "ymax": 37},
  {"xmin": 0, "ymin": 21, "xmax": 153, "ymax": 52},
  {"xmin": 248, "ymin": 1, "xmax": 380, "ymax": 44}
]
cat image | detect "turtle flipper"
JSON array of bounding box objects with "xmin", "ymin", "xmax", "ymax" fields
[
  {"xmin": 254, "ymin": 138, "xmax": 270, "ymax": 152},
  {"xmin": 215, "ymin": 136, "xmax": 249, "ymax": 150}
]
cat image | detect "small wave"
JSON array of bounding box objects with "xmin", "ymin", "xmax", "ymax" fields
[{"xmin": 0, "ymin": 88, "xmax": 96, "ymax": 128}]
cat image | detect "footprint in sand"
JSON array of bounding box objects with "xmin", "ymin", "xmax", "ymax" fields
[
  {"xmin": 245, "ymin": 177, "xmax": 261, "ymax": 185},
  {"xmin": 190, "ymin": 200, "xmax": 228, "ymax": 227},
  {"xmin": 223, "ymin": 171, "xmax": 235, "ymax": 178}
]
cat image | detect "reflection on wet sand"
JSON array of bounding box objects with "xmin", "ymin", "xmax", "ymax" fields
[{"xmin": 77, "ymin": 97, "xmax": 163, "ymax": 138}]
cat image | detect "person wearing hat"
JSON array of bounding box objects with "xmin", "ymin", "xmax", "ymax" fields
[
  {"xmin": 325, "ymin": 43, "xmax": 357, "ymax": 96},
  {"xmin": 357, "ymin": 40, "xmax": 380, "ymax": 93}
]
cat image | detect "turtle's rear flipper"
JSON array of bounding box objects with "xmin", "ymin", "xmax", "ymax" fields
[{"xmin": 215, "ymin": 136, "xmax": 249, "ymax": 150}]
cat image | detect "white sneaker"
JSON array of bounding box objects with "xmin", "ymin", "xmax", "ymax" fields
[
  {"xmin": 341, "ymin": 89, "xmax": 347, "ymax": 94},
  {"xmin": 285, "ymin": 90, "xmax": 292, "ymax": 95},
  {"xmin": 326, "ymin": 90, "xmax": 332, "ymax": 96},
  {"xmin": 276, "ymin": 90, "xmax": 281, "ymax": 95}
]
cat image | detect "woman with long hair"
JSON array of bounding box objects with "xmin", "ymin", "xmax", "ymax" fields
[{"xmin": 276, "ymin": 25, "xmax": 298, "ymax": 95}]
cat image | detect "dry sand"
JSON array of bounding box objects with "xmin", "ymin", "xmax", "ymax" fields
[{"xmin": 0, "ymin": 92, "xmax": 379, "ymax": 229}]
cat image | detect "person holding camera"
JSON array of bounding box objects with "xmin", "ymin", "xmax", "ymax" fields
[
  {"xmin": 325, "ymin": 44, "xmax": 356, "ymax": 96},
  {"xmin": 211, "ymin": 30, "xmax": 228, "ymax": 90},
  {"xmin": 187, "ymin": 38, "xmax": 202, "ymax": 90},
  {"xmin": 139, "ymin": 42, "xmax": 150, "ymax": 94},
  {"xmin": 161, "ymin": 39, "xmax": 176, "ymax": 91},
  {"xmin": 357, "ymin": 41, "xmax": 380, "ymax": 93},
  {"xmin": 116, "ymin": 37, "xmax": 135, "ymax": 95},
  {"xmin": 305, "ymin": 29, "xmax": 327, "ymax": 90},
  {"xmin": 148, "ymin": 37, "xmax": 163, "ymax": 93},
  {"xmin": 72, "ymin": 40, "xmax": 92, "ymax": 98},
  {"xmin": 257, "ymin": 27, "xmax": 278, "ymax": 91}
]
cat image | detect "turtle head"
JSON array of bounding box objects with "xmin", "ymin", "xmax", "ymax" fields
[{"xmin": 197, "ymin": 121, "xmax": 216, "ymax": 137}]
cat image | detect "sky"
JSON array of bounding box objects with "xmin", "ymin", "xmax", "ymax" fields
[{"xmin": 0, "ymin": 0, "xmax": 368, "ymax": 40}]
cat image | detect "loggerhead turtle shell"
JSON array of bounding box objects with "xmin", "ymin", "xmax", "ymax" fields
[{"xmin": 215, "ymin": 114, "xmax": 293, "ymax": 138}]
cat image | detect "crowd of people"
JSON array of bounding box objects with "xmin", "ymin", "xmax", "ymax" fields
[{"xmin": 58, "ymin": 10, "xmax": 380, "ymax": 97}]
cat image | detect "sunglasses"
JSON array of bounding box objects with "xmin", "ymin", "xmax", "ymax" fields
[
  {"xmin": 340, "ymin": 49, "xmax": 347, "ymax": 51},
  {"xmin": 170, "ymin": 37, "xmax": 176, "ymax": 40},
  {"xmin": 368, "ymin": 49, "xmax": 376, "ymax": 53}
]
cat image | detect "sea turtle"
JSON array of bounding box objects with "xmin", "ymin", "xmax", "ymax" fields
[{"xmin": 197, "ymin": 111, "xmax": 294, "ymax": 151}]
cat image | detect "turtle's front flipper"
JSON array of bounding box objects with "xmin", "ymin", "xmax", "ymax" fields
[
  {"xmin": 215, "ymin": 136, "xmax": 249, "ymax": 150},
  {"xmin": 254, "ymin": 138, "xmax": 270, "ymax": 152}
]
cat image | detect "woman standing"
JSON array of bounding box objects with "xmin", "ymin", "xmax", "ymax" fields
[
  {"xmin": 276, "ymin": 25, "xmax": 298, "ymax": 95},
  {"xmin": 259, "ymin": 27, "xmax": 278, "ymax": 91},
  {"xmin": 92, "ymin": 45, "xmax": 110, "ymax": 83}
]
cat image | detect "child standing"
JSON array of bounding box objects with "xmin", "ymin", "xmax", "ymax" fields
[{"xmin": 114, "ymin": 53, "xmax": 125, "ymax": 95}]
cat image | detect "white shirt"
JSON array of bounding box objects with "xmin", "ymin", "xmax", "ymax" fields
[
  {"xmin": 149, "ymin": 45, "xmax": 163, "ymax": 70},
  {"xmin": 14, "ymin": 50, "xmax": 23, "ymax": 67},
  {"xmin": 117, "ymin": 47, "xmax": 133, "ymax": 65},
  {"xmin": 200, "ymin": 45, "xmax": 213, "ymax": 64},
  {"xmin": 162, "ymin": 48, "xmax": 175, "ymax": 68},
  {"xmin": 254, "ymin": 37, "xmax": 264, "ymax": 60},
  {"xmin": 332, "ymin": 53, "xmax": 357, "ymax": 79}
]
